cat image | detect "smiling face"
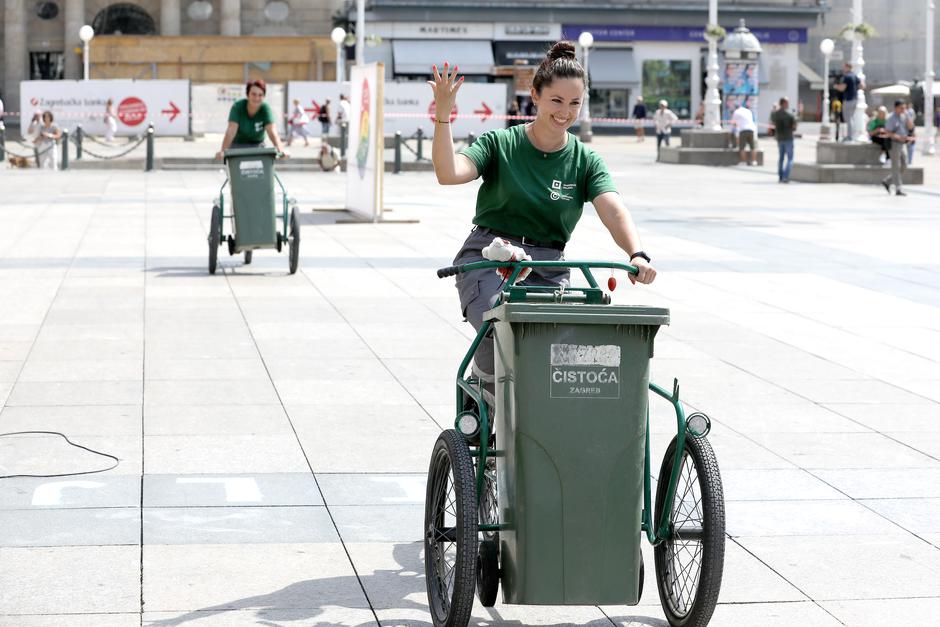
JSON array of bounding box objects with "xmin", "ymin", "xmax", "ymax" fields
[
  {"xmin": 247, "ymin": 86, "xmax": 266, "ymax": 107},
  {"xmin": 531, "ymin": 78, "xmax": 585, "ymax": 131}
]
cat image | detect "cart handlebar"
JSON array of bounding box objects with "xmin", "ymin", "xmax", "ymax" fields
[{"xmin": 437, "ymin": 260, "xmax": 639, "ymax": 284}]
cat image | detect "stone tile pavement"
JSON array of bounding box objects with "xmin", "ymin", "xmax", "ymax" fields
[{"xmin": 0, "ymin": 135, "xmax": 938, "ymax": 626}]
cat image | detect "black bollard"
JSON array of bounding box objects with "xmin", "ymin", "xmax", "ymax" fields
[
  {"xmin": 394, "ymin": 131, "xmax": 402, "ymax": 174},
  {"xmin": 75, "ymin": 126, "xmax": 83, "ymax": 160},
  {"xmin": 468, "ymin": 132, "xmax": 476, "ymax": 146},
  {"xmin": 145, "ymin": 124, "xmax": 155, "ymax": 172},
  {"xmin": 0, "ymin": 121, "xmax": 5, "ymax": 161},
  {"xmin": 61, "ymin": 129, "xmax": 69, "ymax": 170},
  {"xmin": 416, "ymin": 127, "xmax": 424, "ymax": 160},
  {"xmin": 340, "ymin": 122, "xmax": 348, "ymax": 158}
]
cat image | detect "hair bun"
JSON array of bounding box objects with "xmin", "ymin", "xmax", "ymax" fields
[{"xmin": 547, "ymin": 41, "xmax": 577, "ymax": 61}]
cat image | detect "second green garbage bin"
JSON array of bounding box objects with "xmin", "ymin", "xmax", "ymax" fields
[
  {"xmin": 484, "ymin": 300, "xmax": 670, "ymax": 606},
  {"xmin": 224, "ymin": 147, "xmax": 278, "ymax": 251}
]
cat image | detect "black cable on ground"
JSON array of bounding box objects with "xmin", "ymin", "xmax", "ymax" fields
[{"xmin": 0, "ymin": 431, "xmax": 120, "ymax": 479}]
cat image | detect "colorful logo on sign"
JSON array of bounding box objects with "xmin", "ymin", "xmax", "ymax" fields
[
  {"xmin": 356, "ymin": 79, "xmax": 371, "ymax": 179},
  {"xmin": 428, "ymin": 100, "xmax": 458, "ymax": 123},
  {"xmin": 117, "ymin": 97, "xmax": 147, "ymax": 126}
]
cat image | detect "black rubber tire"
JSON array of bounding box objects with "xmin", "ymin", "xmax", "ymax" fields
[
  {"xmin": 476, "ymin": 454, "xmax": 499, "ymax": 607},
  {"xmin": 227, "ymin": 235, "xmax": 235, "ymax": 256},
  {"xmin": 208, "ymin": 205, "xmax": 221, "ymax": 275},
  {"xmin": 654, "ymin": 435, "xmax": 725, "ymax": 627},
  {"xmin": 244, "ymin": 250, "xmax": 253, "ymax": 265},
  {"xmin": 288, "ymin": 207, "xmax": 300, "ymax": 275},
  {"xmin": 424, "ymin": 430, "xmax": 477, "ymax": 627}
]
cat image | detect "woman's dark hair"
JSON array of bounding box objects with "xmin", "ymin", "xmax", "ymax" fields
[
  {"xmin": 246, "ymin": 79, "xmax": 267, "ymax": 96},
  {"xmin": 532, "ymin": 41, "xmax": 586, "ymax": 93},
  {"xmin": 42, "ymin": 110, "xmax": 54, "ymax": 123}
]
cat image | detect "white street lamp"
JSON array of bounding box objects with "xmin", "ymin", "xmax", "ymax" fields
[
  {"xmin": 331, "ymin": 27, "xmax": 346, "ymax": 83},
  {"xmin": 849, "ymin": 0, "xmax": 869, "ymax": 142},
  {"xmin": 355, "ymin": 0, "xmax": 365, "ymax": 66},
  {"xmin": 820, "ymin": 37, "xmax": 835, "ymax": 140},
  {"xmin": 578, "ymin": 30, "xmax": 594, "ymax": 143},
  {"xmin": 923, "ymin": 0, "xmax": 935, "ymax": 155},
  {"xmin": 703, "ymin": 0, "xmax": 722, "ymax": 131},
  {"xmin": 78, "ymin": 25, "xmax": 94, "ymax": 81}
]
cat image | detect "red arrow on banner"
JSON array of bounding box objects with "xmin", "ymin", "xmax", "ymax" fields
[
  {"xmin": 305, "ymin": 100, "xmax": 320, "ymax": 117},
  {"xmin": 473, "ymin": 102, "xmax": 493, "ymax": 121},
  {"xmin": 161, "ymin": 102, "xmax": 181, "ymax": 122}
]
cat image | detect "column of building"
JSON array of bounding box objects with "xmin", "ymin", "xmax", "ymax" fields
[
  {"xmin": 64, "ymin": 0, "xmax": 85, "ymax": 80},
  {"xmin": 221, "ymin": 0, "xmax": 242, "ymax": 36},
  {"xmin": 3, "ymin": 0, "xmax": 27, "ymax": 113},
  {"xmin": 162, "ymin": 0, "xmax": 182, "ymax": 36}
]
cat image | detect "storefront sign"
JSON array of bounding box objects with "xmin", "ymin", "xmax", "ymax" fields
[
  {"xmin": 494, "ymin": 23, "xmax": 561, "ymax": 41},
  {"xmin": 379, "ymin": 22, "xmax": 495, "ymax": 39},
  {"xmin": 493, "ymin": 41, "xmax": 554, "ymax": 66},
  {"xmin": 20, "ymin": 79, "xmax": 191, "ymax": 136},
  {"xmin": 563, "ymin": 25, "xmax": 806, "ymax": 45}
]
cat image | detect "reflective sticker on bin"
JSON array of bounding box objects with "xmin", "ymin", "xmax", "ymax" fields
[
  {"xmin": 550, "ymin": 344, "xmax": 621, "ymax": 399},
  {"xmin": 239, "ymin": 160, "xmax": 265, "ymax": 179}
]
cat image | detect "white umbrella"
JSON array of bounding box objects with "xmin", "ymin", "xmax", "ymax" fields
[{"xmin": 870, "ymin": 83, "xmax": 911, "ymax": 96}]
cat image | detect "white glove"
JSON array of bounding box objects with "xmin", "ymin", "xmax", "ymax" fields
[{"xmin": 482, "ymin": 237, "xmax": 532, "ymax": 281}]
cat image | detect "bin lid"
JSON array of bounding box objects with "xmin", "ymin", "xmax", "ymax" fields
[
  {"xmin": 484, "ymin": 303, "xmax": 670, "ymax": 326},
  {"xmin": 224, "ymin": 147, "xmax": 278, "ymax": 160}
]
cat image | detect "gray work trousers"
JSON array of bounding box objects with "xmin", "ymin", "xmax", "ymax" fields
[
  {"xmin": 882, "ymin": 142, "xmax": 907, "ymax": 192},
  {"xmin": 843, "ymin": 99, "xmax": 858, "ymax": 141},
  {"xmin": 454, "ymin": 227, "xmax": 568, "ymax": 378}
]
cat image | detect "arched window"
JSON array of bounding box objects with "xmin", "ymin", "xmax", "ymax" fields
[{"xmin": 92, "ymin": 3, "xmax": 156, "ymax": 35}]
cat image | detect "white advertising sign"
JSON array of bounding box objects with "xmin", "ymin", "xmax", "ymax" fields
[
  {"xmin": 345, "ymin": 64, "xmax": 385, "ymax": 222},
  {"xmin": 20, "ymin": 80, "xmax": 191, "ymax": 137},
  {"xmin": 191, "ymin": 83, "xmax": 286, "ymax": 135},
  {"xmin": 288, "ymin": 81, "xmax": 508, "ymax": 139}
]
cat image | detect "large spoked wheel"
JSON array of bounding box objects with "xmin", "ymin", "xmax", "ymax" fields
[
  {"xmin": 654, "ymin": 435, "xmax": 725, "ymax": 627},
  {"xmin": 288, "ymin": 207, "xmax": 300, "ymax": 274},
  {"xmin": 424, "ymin": 430, "xmax": 477, "ymax": 627},
  {"xmin": 476, "ymin": 454, "xmax": 499, "ymax": 607},
  {"xmin": 208, "ymin": 204, "xmax": 221, "ymax": 275}
]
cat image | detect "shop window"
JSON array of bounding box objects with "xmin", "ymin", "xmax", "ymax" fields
[
  {"xmin": 589, "ymin": 88, "xmax": 629, "ymax": 120},
  {"xmin": 36, "ymin": 2, "xmax": 60, "ymax": 20},
  {"xmin": 92, "ymin": 3, "xmax": 157, "ymax": 35},
  {"xmin": 30, "ymin": 52, "xmax": 65, "ymax": 79},
  {"xmin": 642, "ymin": 60, "xmax": 692, "ymax": 118}
]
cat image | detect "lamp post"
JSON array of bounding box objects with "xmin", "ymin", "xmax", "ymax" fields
[
  {"xmin": 355, "ymin": 0, "xmax": 365, "ymax": 66},
  {"xmin": 850, "ymin": 0, "xmax": 869, "ymax": 142},
  {"xmin": 578, "ymin": 31, "xmax": 594, "ymax": 143},
  {"xmin": 820, "ymin": 38, "xmax": 835, "ymax": 140},
  {"xmin": 331, "ymin": 27, "xmax": 346, "ymax": 83},
  {"xmin": 703, "ymin": 0, "xmax": 722, "ymax": 131},
  {"xmin": 78, "ymin": 25, "xmax": 94, "ymax": 81},
  {"xmin": 924, "ymin": 0, "xmax": 936, "ymax": 155}
]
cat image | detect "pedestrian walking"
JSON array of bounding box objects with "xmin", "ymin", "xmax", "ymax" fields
[
  {"xmin": 104, "ymin": 98, "xmax": 118, "ymax": 143},
  {"xmin": 834, "ymin": 62, "xmax": 864, "ymax": 141},
  {"xmin": 881, "ymin": 100, "xmax": 913, "ymax": 196},
  {"xmin": 33, "ymin": 111, "xmax": 62, "ymax": 170},
  {"xmin": 653, "ymin": 100, "xmax": 678, "ymax": 159},
  {"xmin": 336, "ymin": 94, "xmax": 350, "ymax": 126},
  {"xmin": 287, "ymin": 99, "xmax": 311, "ymax": 147},
  {"xmin": 317, "ymin": 99, "xmax": 332, "ymax": 137},
  {"xmin": 506, "ymin": 99, "xmax": 522, "ymax": 128},
  {"xmin": 731, "ymin": 101, "xmax": 758, "ymax": 165},
  {"xmin": 428, "ymin": 42, "xmax": 656, "ymax": 383},
  {"xmin": 631, "ymin": 97, "xmax": 647, "ymax": 142},
  {"xmin": 770, "ymin": 97, "xmax": 797, "ymax": 183}
]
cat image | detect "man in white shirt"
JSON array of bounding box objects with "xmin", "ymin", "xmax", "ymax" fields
[
  {"xmin": 653, "ymin": 100, "xmax": 679, "ymax": 160},
  {"xmin": 731, "ymin": 103, "xmax": 758, "ymax": 165}
]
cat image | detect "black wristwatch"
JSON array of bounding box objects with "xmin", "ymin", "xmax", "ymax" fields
[{"xmin": 630, "ymin": 251, "xmax": 651, "ymax": 263}]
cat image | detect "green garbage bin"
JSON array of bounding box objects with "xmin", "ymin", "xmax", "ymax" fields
[
  {"xmin": 224, "ymin": 147, "xmax": 278, "ymax": 251},
  {"xmin": 484, "ymin": 301, "xmax": 670, "ymax": 606}
]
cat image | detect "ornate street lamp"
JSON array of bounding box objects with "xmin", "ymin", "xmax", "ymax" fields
[
  {"xmin": 848, "ymin": 0, "xmax": 870, "ymax": 142},
  {"xmin": 331, "ymin": 27, "xmax": 346, "ymax": 83},
  {"xmin": 78, "ymin": 25, "xmax": 94, "ymax": 81},
  {"xmin": 820, "ymin": 38, "xmax": 835, "ymax": 140},
  {"xmin": 578, "ymin": 31, "xmax": 594, "ymax": 143},
  {"xmin": 703, "ymin": 0, "xmax": 723, "ymax": 131}
]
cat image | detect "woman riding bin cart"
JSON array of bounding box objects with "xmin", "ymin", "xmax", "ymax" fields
[{"xmin": 425, "ymin": 42, "xmax": 725, "ymax": 627}]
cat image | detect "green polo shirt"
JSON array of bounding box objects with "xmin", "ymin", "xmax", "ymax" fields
[
  {"xmin": 459, "ymin": 124, "xmax": 618, "ymax": 244},
  {"xmin": 228, "ymin": 99, "xmax": 275, "ymax": 145}
]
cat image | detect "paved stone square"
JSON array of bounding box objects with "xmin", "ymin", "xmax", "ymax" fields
[{"xmin": 0, "ymin": 133, "xmax": 938, "ymax": 626}]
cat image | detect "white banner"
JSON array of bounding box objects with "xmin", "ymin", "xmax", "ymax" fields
[
  {"xmin": 287, "ymin": 81, "xmax": 508, "ymax": 139},
  {"xmin": 20, "ymin": 80, "xmax": 191, "ymax": 137},
  {"xmin": 191, "ymin": 83, "xmax": 286, "ymax": 135},
  {"xmin": 345, "ymin": 64, "xmax": 385, "ymax": 222}
]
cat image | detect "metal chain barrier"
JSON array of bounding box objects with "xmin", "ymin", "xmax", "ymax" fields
[{"xmin": 71, "ymin": 133, "xmax": 147, "ymax": 160}]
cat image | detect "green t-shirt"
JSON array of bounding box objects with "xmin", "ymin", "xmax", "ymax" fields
[
  {"xmin": 770, "ymin": 109, "xmax": 796, "ymax": 141},
  {"xmin": 868, "ymin": 117, "xmax": 885, "ymax": 133},
  {"xmin": 459, "ymin": 124, "xmax": 617, "ymax": 244},
  {"xmin": 228, "ymin": 99, "xmax": 275, "ymax": 145}
]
